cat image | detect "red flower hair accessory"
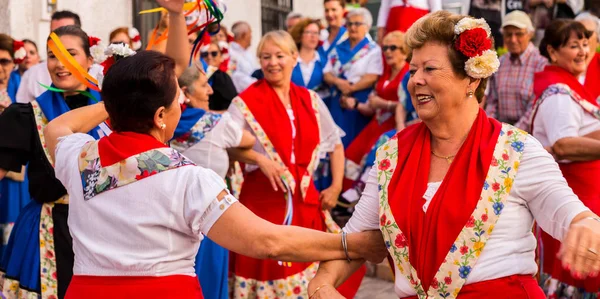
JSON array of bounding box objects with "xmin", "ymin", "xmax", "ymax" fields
[
  {"xmin": 88, "ymin": 36, "xmax": 101, "ymax": 47},
  {"xmin": 453, "ymin": 17, "xmax": 500, "ymax": 79},
  {"xmin": 13, "ymin": 40, "xmax": 26, "ymax": 64}
]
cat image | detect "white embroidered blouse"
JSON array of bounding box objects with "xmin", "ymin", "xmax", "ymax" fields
[{"xmin": 344, "ymin": 135, "xmax": 589, "ymax": 297}]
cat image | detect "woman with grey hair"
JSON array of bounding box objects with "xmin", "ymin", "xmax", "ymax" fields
[
  {"xmin": 576, "ymin": 12, "xmax": 600, "ymax": 101},
  {"xmin": 171, "ymin": 63, "xmax": 255, "ymax": 299},
  {"xmin": 323, "ymin": 7, "xmax": 383, "ymax": 148}
]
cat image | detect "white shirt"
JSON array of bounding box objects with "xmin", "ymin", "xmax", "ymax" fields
[
  {"xmin": 16, "ymin": 62, "xmax": 105, "ymax": 104},
  {"xmin": 344, "ymin": 136, "xmax": 589, "ymax": 297},
  {"xmin": 55, "ymin": 133, "xmax": 237, "ymax": 277},
  {"xmin": 297, "ymin": 54, "xmax": 332, "ymax": 87},
  {"xmin": 227, "ymin": 93, "xmax": 343, "ymax": 172},
  {"xmin": 320, "ymin": 29, "xmax": 348, "ymax": 55},
  {"xmin": 532, "ymin": 93, "xmax": 600, "ymax": 154},
  {"xmin": 229, "ymin": 42, "xmax": 259, "ymax": 93},
  {"xmin": 330, "ymin": 45, "xmax": 384, "ymax": 84},
  {"xmin": 176, "ymin": 112, "xmax": 244, "ymax": 178},
  {"xmin": 377, "ymin": 0, "xmax": 443, "ymax": 27}
]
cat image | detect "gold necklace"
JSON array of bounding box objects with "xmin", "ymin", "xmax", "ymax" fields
[{"xmin": 431, "ymin": 150, "xmax": 456, "ymax": 164}]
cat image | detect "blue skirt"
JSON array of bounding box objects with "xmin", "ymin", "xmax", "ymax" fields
[
  {"xmin": 195, "ymin": 237, "xmax": 228, "ymax": 299},
  {"xmin": 0, "ymin": 175, "xmax": 31, "ymax": 260},
  {"xmin": 0, "ymin": 200, "xmax": 42, "ymax": 294}
]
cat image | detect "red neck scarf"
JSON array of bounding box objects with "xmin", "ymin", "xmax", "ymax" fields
[
  {"xmin": 584, "ymin": 53, "xmax": 600, "ymax": 102},
  {"xmin": 534, "ymin": 65, "xmax": 597, "ymax": 107},
  {"xmin": 98, "ymin": 131, "xmax": 167, "ymax": 166},
  {"xmin": 239, "ymin": 80, "xmax": 320, "ymax": 203},
  {"xmin": 375, "ymin": 63, "xmax": 409, "ymax": 103},
  {"xmin": 387, "ymin": 109, "xmax": 501, "ymax": 292}
]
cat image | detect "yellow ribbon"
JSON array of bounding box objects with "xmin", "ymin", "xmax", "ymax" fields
[
  {"xmin": 48, "ymin": 33, "xmax": 99, "ymax": 89},
  {"xmin": 139, "ymin": 2, "xmax": 200, "ymax": 14}
]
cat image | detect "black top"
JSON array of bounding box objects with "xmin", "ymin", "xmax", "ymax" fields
[
  {"xmin": 209, "ymin": 70, "xmax": 238, "ymax": 111},
  {"xmin": 0, "ymin": 95, "xmax": 89, "ymax": 203}
]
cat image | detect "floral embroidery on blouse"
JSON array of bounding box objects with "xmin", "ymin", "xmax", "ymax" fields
[
  {"xmin": 171, "ymin": 112, "xmax": 223, "ymax": 152},
  {"xmin": 329, "ymin": 41, "xmax": 377, "ymax": 78},
  {"xmin": 376, "ymin": 123, "xmax": 526, "ymax": 299},
  {"xmin": 230, "ymin": 262, "xmax": 319, "ymax": 299},
  {"xmin": 78, "ymin": 141, "xmax": 195, "ymax": 200},
  {"xmin": 531, "ymin": 83, "xmax": 600, "ymax": 121}
]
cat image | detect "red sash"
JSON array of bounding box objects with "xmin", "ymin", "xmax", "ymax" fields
[
  {"xmin": 534, "ymin": 65, "xmax": 597, "ymax": 107},
  {"xmin": 584, "ymin": 53, "xmax": 600, "ymax": 102},
  {"xmin": 343, "ymin": 64, "xmax": 408, "ymax": 191},
  {"xmin": 66, "ymin": 275, "xmax": 203, "ymax": 299},
  {"xmin": 386, "ymin": 6, "xmax": 429, "ymax": 33},
  {"xmin": 239, "ymin": 79, "xmax": 320, "ymax": 204},
  {"xmin": 388, "ymin": 109, "xmax": 501, "ymax": 292},
  {"xmin": 97, "ymin": 131, "xmax": 168, "ymax": 166}
]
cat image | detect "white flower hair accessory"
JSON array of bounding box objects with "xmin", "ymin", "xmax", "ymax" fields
[
  {"xmin": 453, "ymin": 17, "xmax": 499, "ymax": 79},
  {"xmin": 128, "ymin": 27, "xmax": 142, "ymax": 51},
  {"xmin": 105, "ymin": 43, "xmax": 136, "ymax": 58}
]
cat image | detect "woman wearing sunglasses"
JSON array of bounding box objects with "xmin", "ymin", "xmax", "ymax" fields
[{"xmin": 200, "ymin": 41, "xmax": 237, "ymax": 112}]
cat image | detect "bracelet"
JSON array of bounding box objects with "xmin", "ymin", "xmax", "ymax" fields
[
  {"xmin": 583, "ymin": 216, "xmax": 600, "ymax": 223},
  {"xmin": 342, "ymin": 231, "xmax": 351, "ymax": 262},
  {"xmin": 309, "ymin": 284, "xmax": 330, "ymax": 298}
]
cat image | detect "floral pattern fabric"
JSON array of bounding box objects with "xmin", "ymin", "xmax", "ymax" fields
[
  {"xmin": 376, "ymin": 123, "xmax": 526, "ymax": 299},
  {"xmin": 230, "ymin": 262, "xmax": 318, "ymax": 299},
  {"xmin": 170, "ymin": 112, "xmax": 223, "ymax": 153},
  {"xmin": 0, "ymin": 275, "xmax": 39, "ymax": 299},
  {"xmin": 329, "ymin": 42, "xmax": 377, "ymax": 78},
  {"xmin": 531, "ymin": 83, "xmax": 600, "ymax": 121},
  {"xmin": 78, "ymin": 141, "xmax": 195, "ymax": 200}
]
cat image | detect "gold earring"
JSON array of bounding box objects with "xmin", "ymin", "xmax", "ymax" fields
[
  {"xmin": 160, "ymin": 124, "xmax": 166, "ymax": 129},
  {"xmin": 467, "ymin": 90, "xmax": 474, "ymax": 97}
]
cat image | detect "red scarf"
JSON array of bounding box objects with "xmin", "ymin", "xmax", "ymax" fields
[
  {"xmin": 387, "ymin": 109, "xmax": 501, "ymax": 292},
  {"xmin": 98, "ymin": 131, "xmax": 167, "ymax": 166},
  {"xmin": 584, "ymin": 53, "xmax": 600, "ymax": 102},
  {"xmin": 375, "ymin": 64, "xmax": 408, "ymax": 103},
  {"xmin": 239, "ymin": 80, "xmax": 320, "ymax": 204},
  {"xmin": 533, "ymin": 65, "xmax": 597, "ymax": 107}
]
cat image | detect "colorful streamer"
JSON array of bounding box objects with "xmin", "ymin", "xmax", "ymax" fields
[
  {"xmin": 38, "ymin": 82, "xmax": 99, "ymax": 102},
  {"xmin": 48, "ymin": 33, "xmax": 100, "ymax": 92}
]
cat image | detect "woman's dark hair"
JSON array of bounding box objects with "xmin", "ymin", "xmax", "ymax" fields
[
  {"xmin": 289, "ymin": 18, "xmax": 322, "ymax": 50},
  {"xmin": 0, "ymin": 34, "xmax": 15, "ymax": 58},
  {"xmin": 539, "ymin": 19, "xmax": 593, "ymax": 60},
  {"xmin": 49, "ymin": 25, "xmax": 92, "ymax": 57},
  {"xmin": 102, "ymin": 51, "xmax": 178, "ymax": 133},
  {"xmin": 23, "ymin": 39, "xmax": 38, "ymax": 51},
  {"xmin": 51, "ymin": 10, "xmax": 82, "ymax": 27},
  {"xmin": 324, "ymin": 0, "xmax": 347, "ymax": 6}
]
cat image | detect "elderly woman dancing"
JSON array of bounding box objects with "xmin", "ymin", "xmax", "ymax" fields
[{"xmin": 308, "ymin": 11, "xmax": 600, "ymax": 299}]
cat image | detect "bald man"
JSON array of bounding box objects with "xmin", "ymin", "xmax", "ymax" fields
[{"xmin": 229, "ymin": 21, "xmax": 259, "ymax": 93}]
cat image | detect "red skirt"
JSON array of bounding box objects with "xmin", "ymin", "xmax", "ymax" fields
[
  {"xmin": 386, "ymin": 6, "xmax": 429, "ymax": 33},
  {"xmin": 65, "ymin": 275, "xmax": 203, "ymax": 299},
  {"xmin": 540, "ymin": 160, "xmax": 600, "ymax": 292},
  {"xmin": 402, "ymin": 275, "xmax": 544, "ymax": 299},
  {"xmin": 230, "ymin": 171, "xmax": 365, "ymax": 298}
]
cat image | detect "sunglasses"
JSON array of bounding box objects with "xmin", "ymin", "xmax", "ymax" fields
[
  {"xmin": 0, "ymin": 58, "xmax": 13, "ymax": 66},
  {"xmin": 346, "ymin": 21, "xmax": 364, "ymax": 28},
  {"xmin": 201, "ymin": 51, "xmax": 220, "ymax": 58},
  {"xmin": 382, "ymin": 45, "xmax": 401, "ymax": 52}
]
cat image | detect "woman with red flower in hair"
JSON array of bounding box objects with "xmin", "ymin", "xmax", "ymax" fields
[{"xmin": 308, "ymin": 11, "xmax": 600, "ymax": 299}]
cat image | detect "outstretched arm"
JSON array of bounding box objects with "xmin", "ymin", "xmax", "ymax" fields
[{"xmin": 159, "ymin": 0, "xmax": 189, "ymax": 77}]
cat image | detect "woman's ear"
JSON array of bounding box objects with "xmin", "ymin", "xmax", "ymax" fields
[
  {"xmin": 154, "ymin": 106, "xmax": 166, "ymax": 129},
  {"xmin": 468, "ymin": 77, "xmax": 481, "ymax": 93}
]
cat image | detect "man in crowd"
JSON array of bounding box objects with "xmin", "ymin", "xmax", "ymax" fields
[
  {"xmin": 16, "ymin": 11, "xmax": 81, "ymax": 103},
  {"xmin": 229, "ymin": 21, "xmax": 259, "ymax": 93},
  {"xmin": 285, "ymin": 12, "xmax": 303, "ymax": 30},
  {"xmin": 485, "ymin": 10, "xmax": 548, "ymax": 132}
]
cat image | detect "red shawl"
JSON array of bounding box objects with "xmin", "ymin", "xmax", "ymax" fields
[
  {"xmin": 584, "ymin": 53, "xmax": 600, "ymax": 102},
  {"xmin": 375, "ymin": 64, "xmax": 408, "ymax": 102},
  {"xmin": 239, "ymin": 80, "xmax": 321, "ymax": 204},
  {"xmin": 98, "ymin": 132, "xmax": 168, "ymax": 166},
  {"xmin": 387, "ymin": 109, "xmax": 501, "ymax": 292},
  {"xmin": 533, "ymin": 65, "xmax": 597, "ymax": 107}
]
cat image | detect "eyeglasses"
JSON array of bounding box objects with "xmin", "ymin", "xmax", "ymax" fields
[
  {"xmin": 0, "ymin": 58, "xmax": 13, "ymax": 66},
  {"xmin": 303, "ymin": 30, "xmax": 320, "ymax": 36},
  {"xmin": 382, "ymin": 45, "xmax": 401, "ymax": 52},
  {"xmin": 201, "ymin": 51, "xmax": 220, "ymax": 58},
  {"xmin": 346, "ymin": 21, "xmax": 365, "ymax": 28}
]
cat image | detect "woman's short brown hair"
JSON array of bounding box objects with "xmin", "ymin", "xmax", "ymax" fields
[
  {"xmin": 324, "ymin": 0, "xmax": 346, "ymax": 7},
  {"xmin": 405, "ymin": 11, "xmax": 493, "ymax": 102},
  {"xmin": 289, "ymin": 18, "xmax": 321, "ymax": 50},
  {"xmin": 0, "ymin": 34, "xmax": 15, "ymax": 58},
  {"xmin": 109, "ymin": 27, "xmax": 132, "ymax": 46},
  {"xmin": 539, "ymin": 19, "xmax": 593, "ymax": 61}
]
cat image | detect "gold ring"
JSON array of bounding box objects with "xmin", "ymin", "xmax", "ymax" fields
[{"xmin": 588, "ymin": 248, "xmax": 598, "ymax": 255}]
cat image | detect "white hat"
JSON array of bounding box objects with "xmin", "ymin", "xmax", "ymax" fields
[{"xmin": 502, "ymin": 11, "xmax": 534, "ymax": 32}]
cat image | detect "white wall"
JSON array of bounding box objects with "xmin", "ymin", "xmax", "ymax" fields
[
  {"xmin": 293, "ymin": 0, "xmax": 325, "ymax": 20},
  {"xmin": 5, "ymin": 0, "xmax": 132, "ymax": 59}
]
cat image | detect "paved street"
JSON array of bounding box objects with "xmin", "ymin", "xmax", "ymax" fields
[{"xmin": 355, "ymin": 277, "xmax": 396, "ymax": 299}]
